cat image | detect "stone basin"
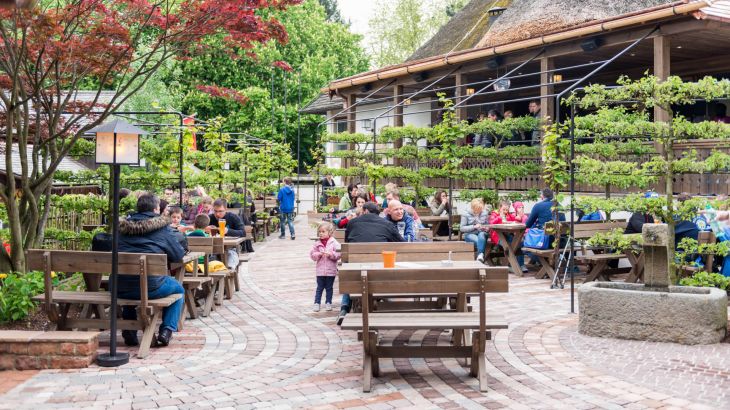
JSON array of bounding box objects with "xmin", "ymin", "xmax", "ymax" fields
[{"xmin": 578, "ymin": 282, "xmax": 727, "ymax": 345}]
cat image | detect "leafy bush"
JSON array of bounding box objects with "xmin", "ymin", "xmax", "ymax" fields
[
  {"xmin": 679, "ymin": 271, "xmax": 730, "ymax": 291},
  {"xmin": 0, "ymin": 271, "xmax": 52, "ymax": 322}
]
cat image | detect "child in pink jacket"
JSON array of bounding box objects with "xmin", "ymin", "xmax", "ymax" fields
[{"xmin": 310, "ymin": 222, "xmax": 341, "ymax": 312}]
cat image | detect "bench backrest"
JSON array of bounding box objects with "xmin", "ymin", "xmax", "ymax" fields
[
  {"xmin": 573, "ymin": 220, "xmax": 627, "ymax": 240},
  {"xmin": 339, "ymin": 265, "xmax": 508, "ymax": 295},
  {"xmin": 332, "ymin": 228, "xmax": 433, "ymax": 242},
  {"xmin": 341, "ymin": 242, "xmax": 474, "ymax": 263},
  {"xmin": 26, "ymin": 249, "xmax": 168, "ymax": 275}
]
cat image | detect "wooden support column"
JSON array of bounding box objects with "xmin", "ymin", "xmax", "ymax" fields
[
  {"xmin": 393, "ymin": 85, "xmax": 404, "ymax": 166},
  {"xmin": 455, "ymin": 73, "xmax": 467, "ymax": 122},
  {"xmin": 345, "ymin": 93, "xmax": 357, "ymax": 174},
  {"xmin": 455, "ymin": 73, "xmax": 467, "ymax": 146},
  {"xmin": 540, "ymin": 57, "xmax": 555, "ymax": 123},
  {"xmin": 654, "ymin": 36, "xmax": 671, "ymax": 123}
]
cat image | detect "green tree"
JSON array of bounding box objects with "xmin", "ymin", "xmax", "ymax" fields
[
  {"xmin": 318, "ymin": 0, "xmax": 343, "ymax": 23},
  {"xmin": 165, "ymin": 0, "xmax": 369, "ymax": 168},
  {"xmin": 367, "ymin": 0, "xmax": 468, "ymax": 68}
]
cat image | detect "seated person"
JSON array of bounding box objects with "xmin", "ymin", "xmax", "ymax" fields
[
  {"xmin": 187, "ymin": 214, "xmax": 210, "ymax": 238},
  {"xmin": 429, "ymin": 190, "xmax": 452, "ymax": 236},
  {"xmin": 526, "ymin": 188, "xmax": 555, "ymax": 229},
  {"xmin": 336, "ymin": 183, "xmax": 360, "ymax": 213},
  {"xmin": 383, "ymin": 189, "xmax": 422, "ymax": 227},
  {"xmin": 168, "ymin": 206, "xmax": 192, "ymax": 233},
  {"xmin": 335, "ymin": 209, "xmax": 358, "ymax": 229},
  {"xmin": 511, "ymin": 201, "xmax": 528, "ymax": 223},
  {"xmin": 675, "ymin": 192, "xmax": 699, "ymax": 249},
  {"xmin": 118, "ymin": 193, "xmax": 185, "ymax": 348},
  {"xmin": 385, "ymin": 200, "xmax": 416, "ymax": 242},
  {"xmin": 207, "ymin": 199, "xmax": 246, "ymax": 269},
  {"xmin": 460, "ymin": 198, "xmax": 490, "ymax": 263}
]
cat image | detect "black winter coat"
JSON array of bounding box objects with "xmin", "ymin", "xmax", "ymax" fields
[
  {"xmin": 345, "ymin": 213, "xmax": 405, "ymax": 243},
  {"xmin": 118, "ymin": 212, "xmax": 185, "ymax": 292}
]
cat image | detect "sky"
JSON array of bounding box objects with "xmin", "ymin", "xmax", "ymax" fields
[{"xmin": 336, "ymin": 0, "xmax": 377, "ymax": 45}]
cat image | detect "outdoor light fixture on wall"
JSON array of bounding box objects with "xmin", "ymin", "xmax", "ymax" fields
[
  {"xmin": 493, "ymin": 78, "xmax": 511, "ymax": 91},
  {"xmin": 552, "ymin": 74, "xmax": 563, "ymax": 83},
  {"xmin": 363, "ymin": 119, "xmax": 372, "ymax": 130},
  {"xmin": 403, "ymin": 98, "xmax": 412, "ymax": 105},
  {"xmin": 466, "ymin": 88, "xmax": 476, "ymax": 96},
  {"xmin": 580, "ymin": 37, "xmax": 603, "ymax": 52},
  {"xmin": 89, "ymin": 119, "xmax": 146, "ymax": 368}
]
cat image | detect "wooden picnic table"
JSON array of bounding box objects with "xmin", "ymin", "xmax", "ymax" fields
[
  {"xmin": 485, "ymin": 223, "xmax": 526, "ymax": 276},
  {"xmin": 419, "ymin": 215, "xmax": 449, "ymax": 236}
]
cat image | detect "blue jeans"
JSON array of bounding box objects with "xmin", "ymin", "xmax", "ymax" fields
[
  {"xmin": 315, "ymin": 276, "xmax": 336, "ymax": 304},
  {"xmin": 118, "ymin": 276, "xmax": 184, "ymax": 332},
  {"xmin": 341, "ymin": 293, "xmax": 351, "ymax": 313},
  {"xmin": 465, "ymin": 232, "xmax": 488, "ymax": 254},
  {"xmin": 280, "ymin": 212, "xmax": 295, "ymax": 237}
]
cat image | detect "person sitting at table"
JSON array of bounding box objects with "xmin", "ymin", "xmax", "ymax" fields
[
  {"xmin": 339, "ymin": 202, "xmax": 404, "ymax": 325},
  {"xmin": 511, "ymin": 201, "xmax": 528, "ymax": 223},
  {"xmin": 335, "ymin": 209, "xmax": 359, "ymax": 229},
  {"xmin": 460, "ymin": 198, "xmax": 490, "ymax": 263},
  {"xmin": 208, "ymin": 199, "xmax": 246, "ymax": 269},
  {"xmin": 118, "ymin": 193, "xmax": 185, "ymax": 348},
  {"xmin": 429, "ymin": 190, "xmax": 452, "ymax": 236},
  {"xmin": 490, "ymin": 200, "xmax": 527, "ymax": 273},
  {"xmin": 381, "ymin": 182, "xmax": 398, "ymax": 208},
  {"xmin": 335, "ymin": 183, "xmax": 359, "ymax": 213},
  {"xmin": 675, "ymin": 192, "xmax": 700, "ymax": 249},
  {"xmin": 385, "ymin": 200, "xmax": 416, "ymax": 242},
  {"xmin": 526, "ymin": 188, "xmax": 555, "ymax": 229},
  {"xmin": 383, "ymin": 189, "xmax": 423, "ymax": 227},
  {"xmin": 625, "ymin": 192, "xmax": 657, "ymax": 234}
]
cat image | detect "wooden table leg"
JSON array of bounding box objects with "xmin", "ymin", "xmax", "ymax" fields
[
  {"xmin": 497, "ymin": 231, "xmax": 523, "ymax": 276},
  {"xmin": 534, "ymin": 255, "xmax": 555, "ymax": 280},
  {"xmin": 625, "ymin": 251, "xmax": 645, "ymax": 283},
  {"xmin": 585, "ymin": 260, "xmax": 608, "ymax": 282}
]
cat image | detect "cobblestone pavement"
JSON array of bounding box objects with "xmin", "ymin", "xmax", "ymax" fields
[{"xmin": 2, "ymin": 218, "xmax": 730, "ymax": 409}]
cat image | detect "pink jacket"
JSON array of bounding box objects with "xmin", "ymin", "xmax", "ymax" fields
[{"xmin": 310, "ymin": 237, "xmax": 341, "ymax": 277}]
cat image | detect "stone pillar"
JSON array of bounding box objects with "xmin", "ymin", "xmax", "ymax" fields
[{"xmin": 642, "ymin": 223, "xmax": 670, "ymax": 288}]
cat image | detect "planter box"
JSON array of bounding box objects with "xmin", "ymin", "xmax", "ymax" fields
[
  {"xmin": 579, "ymin": 282, "xmax": 727, "ymax": 345},
  {"xmin": 0, "ymin": 330, "xmax": 99, "ymax": 370}
]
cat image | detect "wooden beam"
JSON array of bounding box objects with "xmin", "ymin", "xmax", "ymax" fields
[
  {"xmin": 346, "ymin": 94, "xmax": 357, "ymax": 134},
  {"xmin": 393, "ymin": 85, "xmax": 404, "ymax": 166},
  {"xmin": 540, "ymin": 57, "xmax": 555, "ymax": 123},
  {"xmin": 455, "ymin": 73, "xmax": 467, "ymax": 122},
  {"xmin": 653, "ymin": 35, "xmax": 671, "ymax": 123}
]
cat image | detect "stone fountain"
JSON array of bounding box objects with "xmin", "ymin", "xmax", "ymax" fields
[{"xmin": 578, "ymin": 224, "xmax": 727, "ymax": 345}]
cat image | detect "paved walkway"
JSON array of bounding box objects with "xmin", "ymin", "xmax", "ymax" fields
[{"xmin": 1, "ymin": 218, "xmax": 729, "ymax": 409}]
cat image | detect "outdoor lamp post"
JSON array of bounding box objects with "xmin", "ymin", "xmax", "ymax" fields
[{"xmin": 89, "ymin": 119, "xmax": 145, "ymax": 368}]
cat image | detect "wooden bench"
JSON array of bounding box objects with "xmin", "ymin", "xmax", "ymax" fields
[
  {"xmin": 679, "ymin": 231, "xmax": 717, "ymax": 277},
  {"xmin": 309, "ymin": 228, "xmax": 434, "ymax": 242},
  {"xmin": 186, "ymin": 237, "xmax": 229, "ymax": 314},
  {"xmin": 342, "ymin": 241, "xmax": 474, "ymax": 263},
  {"xmin": 28, "ymin": 250, "xmax": 182, "ymax": 358},
  {"xmin": 339, "ymin": 263, "xmax": 508, "ymax": 392},
  {"xmin": 524, "ymin": 220, "xmax": 627, "ymax": 281}
]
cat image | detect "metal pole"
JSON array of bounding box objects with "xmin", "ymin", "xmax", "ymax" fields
[
  {"xmin": 569, "ymin": 102, "xmax": 576, "ymax": 314},
  {"xmin": 283, "ymin": 72, "xmax": 288, "ymax": 145},
  {"xmin": 97, "ymin": 134, "xmax": 129, "ymax": 367},
  {"xmin": 179, "ymin": 115, "xmax": 184, "ymax": 207},
  {"xmin": 296, "ymin": 73, "xmax": 302, "ymax": 215},
  {"xmin": 448, "ymin": 178, "xmax": 453, "ymax": 241},
  {"xmin": 372, "ymin": 119, "xmax": 377, "ymax": 196}
]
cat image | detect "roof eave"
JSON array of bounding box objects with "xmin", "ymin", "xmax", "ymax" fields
[{"xmin": 323, "ymin": 0, "xmax": 708, "ymax": 93}]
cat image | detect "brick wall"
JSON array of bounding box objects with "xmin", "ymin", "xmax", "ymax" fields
[{"xmin": 0, "ymin": 331, "xmax": 99, "ymax": 370}]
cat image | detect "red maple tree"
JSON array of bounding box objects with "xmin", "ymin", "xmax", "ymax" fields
[{"xmin": 0, "ymin": 0, "xmax": 300, "ymax": 271}]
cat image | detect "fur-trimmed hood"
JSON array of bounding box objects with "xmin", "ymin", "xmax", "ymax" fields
[{"xmin": 119, "ymin": 212, "xmax": 171, "ymax": 236}]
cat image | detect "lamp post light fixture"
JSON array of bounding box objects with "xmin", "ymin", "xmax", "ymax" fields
[{"xmin": 89, "ymin": 119, "xmax": 145, "ymax": 368}]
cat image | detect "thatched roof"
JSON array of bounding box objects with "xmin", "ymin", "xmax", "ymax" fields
[
  {"xmin": 300, "ymin": 93, "xmax": 344, "ymax": 115},
  {"xmin": 479, "ymin": 0, "xmax": 672, "ymax": 47},
  {"xmin": 407, "ymin": 0, "xmax": 513, "ymax": 62}
]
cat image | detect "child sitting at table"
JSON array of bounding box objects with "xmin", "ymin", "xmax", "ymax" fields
[
  {"xmin": 309, "ymin": 221, "xmax": 341, "ymax": 312},
  {"xmin": 169, "ymin": 206, "xmax": 191, "ymax": 233},
  {"xmin": 186, "ymin": 214, "xmax": 210, "ymax": 238}
]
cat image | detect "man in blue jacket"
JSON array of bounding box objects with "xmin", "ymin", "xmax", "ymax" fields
[
  {"xmin": 526, "ymin": 188, "xmax": 555, "ymax": 229},
  {"xmin": 117, "ymin": 193, "xmax": 185, "ymax": 348},
  {"xmin": 278, "ymin": 177, "xmax": 296, "ymax": 240}
]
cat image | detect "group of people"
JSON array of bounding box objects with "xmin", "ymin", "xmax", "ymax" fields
[
  {"xmin": 104, "ymin": 188, "xmax": 250, "ymax": 349},
  {"xmin": 468, "ymin": 100, "xmax": 542, "ymax": 148}
]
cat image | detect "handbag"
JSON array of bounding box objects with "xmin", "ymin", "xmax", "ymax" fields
[{"xmin": 523, "ymin": 228, "xmax": 550, "ymax": 249}]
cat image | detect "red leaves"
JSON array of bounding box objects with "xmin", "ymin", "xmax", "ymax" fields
[
  {"xmin": 272, "ymin": 60, "xmax": 293, "ymax": 72},
  {"xmin": 196, "ymin": 85, "xmax": 249, "ymax": 105}
]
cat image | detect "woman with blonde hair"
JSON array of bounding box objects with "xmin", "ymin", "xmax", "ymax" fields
[{"xmin": 460, "ymin": 198, "xmax": 491, "ymax": 262}]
